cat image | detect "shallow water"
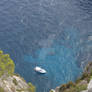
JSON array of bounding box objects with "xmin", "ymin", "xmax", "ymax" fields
[{"xmin": 0, "ymin": 0, "xmax": 92, "ymax": 92}]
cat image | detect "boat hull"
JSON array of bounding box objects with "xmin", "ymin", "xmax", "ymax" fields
[{"xmin": 34, "ymin": 66, "xmax": 47, "ymax": 74}]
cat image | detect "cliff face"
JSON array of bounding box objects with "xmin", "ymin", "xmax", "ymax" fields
[
  {"xmin": 0, "ymin": 50, "xmax": 35, "ymax": 92},
  {"xmin": 0, "ymin": 74, "xmax": 35, "ymax": 92},
  {"xmin": 81, "ymin": 79, "xmax": 92, "ymax": 92},
  {"xmin": 54, "ymin": 79, "xmax": 92, "ymax": 92},
  {"xmin": 51, "ymin": 62, "xmax": 92, "ymax": 92},
  {"xmin": 81, "ymin": 62, "xmax": 92, "ymax": 92}
]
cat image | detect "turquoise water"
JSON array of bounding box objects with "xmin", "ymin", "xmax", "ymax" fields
[
  {"xmin": 0, "ymin": 0, "xmax": 92, "ymax": 92},
  {"xmin": 24, "ymin": 29, "xmax": 82, "ymax": 91}
]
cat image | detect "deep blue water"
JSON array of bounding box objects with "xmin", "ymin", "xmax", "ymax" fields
[{"xmin": 0, "ymin": 0, "xmax": 92, "ymax": 92}]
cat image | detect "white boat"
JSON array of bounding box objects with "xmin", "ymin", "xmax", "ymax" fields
[{"xmin": 34, "ymin": 66, "xmax": 47, "ymax": 74}]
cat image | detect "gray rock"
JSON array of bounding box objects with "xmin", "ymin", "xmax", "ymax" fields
[
  {"xmin": 88, "ymin": 88, "xmax": 92, "ymax": 92},
  {"xmin": 0, "ymin": 75, "xmax": 29, "ymax": 92},
  {"xmin": 81, "ymin": 90, "xmax": 88, "ymax": 92},
  {"xmin": 81, "ymin": 79, "xmax": 92, "ymax": 92},
  {"xmin": 88, "ymin": 80, "xmax": 92, "ymax": 89},
  {"xmin": 55, "ymin": 87, "xmax": 60, "ymax": 92},
  {"xmin": 79, "ymin": 80, "xmax": 88, "ymax": 86}
]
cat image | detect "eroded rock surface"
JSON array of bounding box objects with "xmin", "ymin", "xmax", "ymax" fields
[{"xmin": 0, "ymin": 75, "xmax": 31, "ymax": 92}]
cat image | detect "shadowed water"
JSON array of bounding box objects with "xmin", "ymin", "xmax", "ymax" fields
[{"xmin": 0, "ymin": 0, "xmax": 92, "ymax": 92}]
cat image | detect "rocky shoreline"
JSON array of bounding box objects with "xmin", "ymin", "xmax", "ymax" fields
[
  {"xmin": 0, "ymin": 74, "xmax": 35, "ymax": 92},
  {"xmin": 50, "ymin": 62, "xmax": 92, "ymax": 92},
  {"xmin": 0, "ymin": 50, "xmax": 35, "ymax": 92}
]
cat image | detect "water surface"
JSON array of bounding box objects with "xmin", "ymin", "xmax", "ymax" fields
[{"xmin": 0, "ymin": 0, "xmax": 92, "ymax": 92}]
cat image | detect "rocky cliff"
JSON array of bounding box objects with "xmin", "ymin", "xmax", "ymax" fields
[
  {"xmin": 0, "ymin": 74, "xmax": 35, "ymax": 92},
  {"xmin": 51, "ymin": 62, "xmax": 92, "ymax": 92},
  {"xmin": 0, "ymin": 50, "xmax": 35, "ymax": 92}
]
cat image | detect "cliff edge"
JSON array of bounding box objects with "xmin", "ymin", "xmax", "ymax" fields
[
  {"xmin": 50, "ymin": 62, "xmax": 92, "ymax": 92},
  {"xmin": 0, "ymin": 74, "xmax": 35, "ymax": 92},
  {"xmin": 0, "ymin": 50, "xmax": 35, "ymax": 92}
]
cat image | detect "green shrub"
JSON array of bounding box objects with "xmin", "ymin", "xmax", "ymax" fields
[
  {"xmin": 80, "ymin": 72, "xmax": 90, "ymax": 80},
  {"xmin": 13, "ymin": 78, "xmax": 18, "ymax": 85},
  {"xmin": 17, "ymin": 89, "xmax": 24, "ymax": 92},
  {"xmin": 59, "ymin": 84, "xmax": 67, "ymax": 91},
  {"xmin": 75, "ymin": 84, "xmax": 87, "ymax": 92},
  {"xmin": 50, "ymin": 90, "xmax": 54, "ymax": 92},
  {"xmin": 90, "ymin": 76, "xmax": 92, "ymax": 79},
  {"xmin": 66, "ymin": 81, "xmax": 75, "ymax": 88},
  {"xmin": 60, "ymin": 84, "xmax": 87, "ymax": 92},
  {"xmin": 28, "ymin": 82, "xmax": 36, "ymax": 92},
  {"xmin": 75, "ymin": 78, "xmax": 81, "ymax": 84},
  {"xmin": 90, "ymin": 70, "xmax": 92, "ymax": 76},
  {"xmin": 59, "ymin": 81, "xmax": 87, "ymax": 92},
  {"xmin": 0, "ymin": 87, "xmax": 4, "ymax": 92},
  {"xmin": 59, "ymin": 81, "xmax": 75, "ymax": 92},
  {"xmin": 0, "ymin": 50, "xmax": 15, "ymax": 77}
]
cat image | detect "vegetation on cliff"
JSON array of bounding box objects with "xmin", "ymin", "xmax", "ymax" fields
[
  {"xmin": 28, "ymin": 82, "xmax": 36, "ymax": 92},
  {"xmin": 56, "ymin": 62, "xmax": 92, "ymax": 92},
  {"xmin": 0, "ymin": 50, "xmax": 15, "ymax": 77},
  {"xmin": 0, "ymin": 50, "xmax": 36, "ymax": 92}
]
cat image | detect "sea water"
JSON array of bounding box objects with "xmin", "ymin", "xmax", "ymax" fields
[{"xmin": 0, "ymin": 0, "xmax": 92, "ymax": 92}]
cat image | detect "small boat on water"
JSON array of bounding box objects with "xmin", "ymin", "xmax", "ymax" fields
[{"xmin": 34, "ymin": 66, "xmax": 47, "ymax": 74}]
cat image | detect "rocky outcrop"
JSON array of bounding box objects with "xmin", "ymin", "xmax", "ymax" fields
[
  {"xmin": 0, "ymin": 50, "xmax": 35, "ymax": 92},
  {"xmin": 81, "ymin": 79, "xmax": 92, "ymax": 92},
  {"xmin": 52, "ymin": 62, "xmax": 92, "ymax": 92},
  {"xmin": 0, "ymin": 74, "xmax": 35, "ymax": 92},
  {"xmin": 55, "ymin": 87, "xmax": 60, "ymax": 92}
]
